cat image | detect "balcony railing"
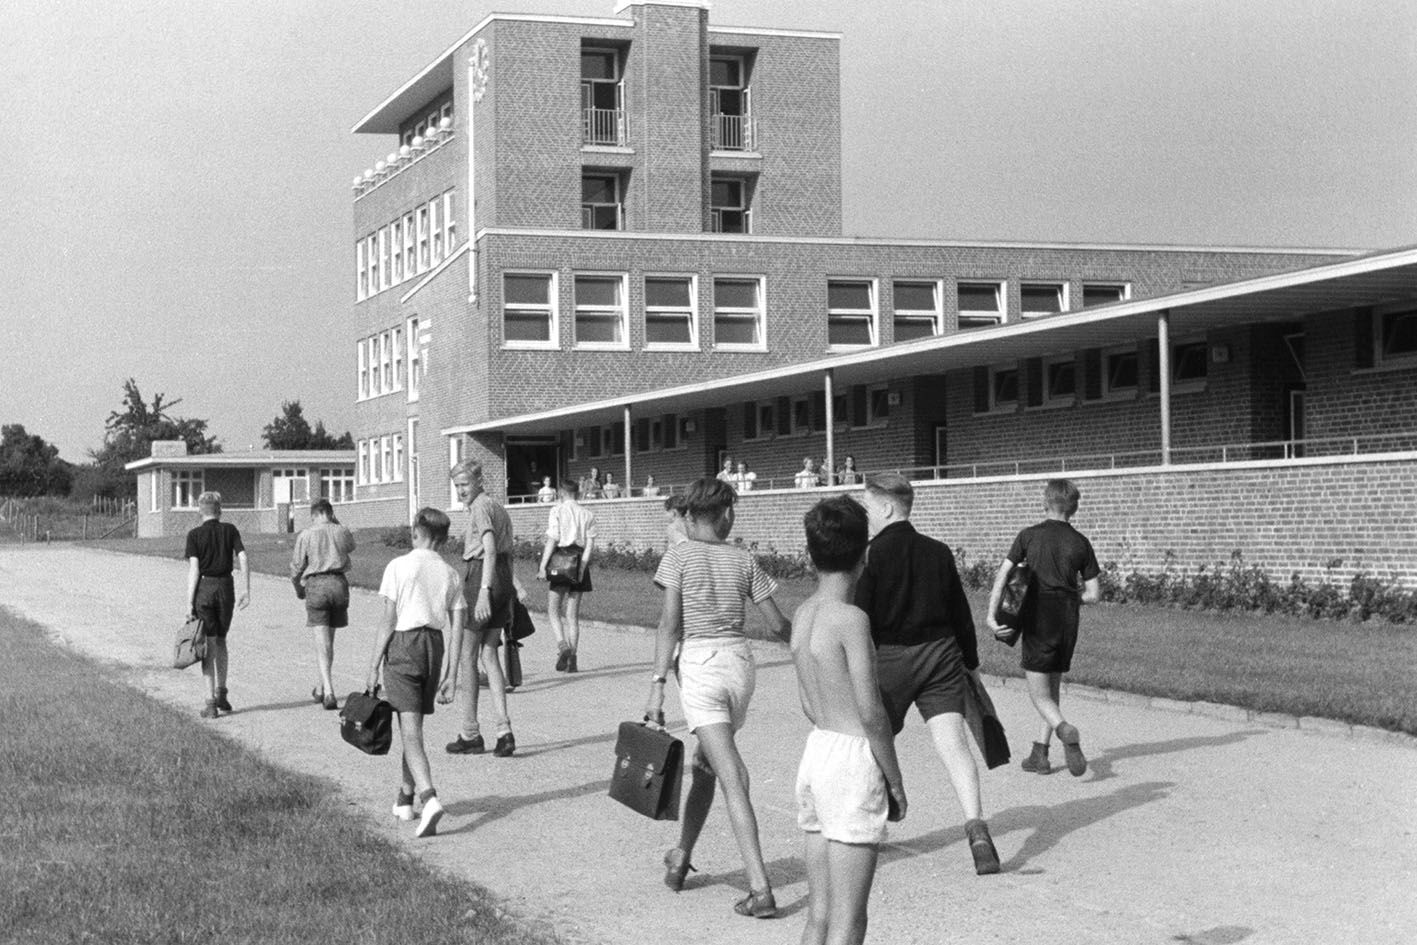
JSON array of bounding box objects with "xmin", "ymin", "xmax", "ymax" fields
[
  {"xmin": 711, "ymin": 208, "xmax": 751, "ymax": 234},
  {"xmin": 352, "ymin": 119, "xmax": 454, "ymax": 201},
  {"xmin": 712, "ymin": 112, "xmax": 756, "ymax": 151},
  {"xmin": 583, "ymin": 107, "xmax": 625, "ymax": 146},
  {"xmin": 582, "ymin": 203, "xmax": 623, "ymax": 230}
]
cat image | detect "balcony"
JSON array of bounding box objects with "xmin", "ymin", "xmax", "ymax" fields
[
  {"xmin": 352, "ymin": 118, "xmax": 454, "ymax": 201},
  {"xmin": 710, "ymin": 208, "xmax": 751, "ymax": 234},
  {"xmin": 583, "ymin": 107, "xmax": 626, "ymax": 147},
  {"xmin": 582, "ymin": 203, "xmax": 623, "ymax": 230},
  {"xmin": 712, "ymin": 112, "xmax": 756, "ymax": 151}
]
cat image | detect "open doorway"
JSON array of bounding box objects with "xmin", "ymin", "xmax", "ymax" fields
[{"xmin": 506, "ymin": 436, "xmax": 561, "ymax": 501}]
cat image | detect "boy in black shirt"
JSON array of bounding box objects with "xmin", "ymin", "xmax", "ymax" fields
[
  {"xmin": 184, "ymin": 491, "xmax": 250, "ymax": 718},
  {"xmin": 987, "ymin": 479, "xmax": 1101, "ymax": 777}
]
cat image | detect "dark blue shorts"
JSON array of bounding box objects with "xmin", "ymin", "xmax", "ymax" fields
[
  {"xmin": 1021, "ymin": 590, "xmax": 1080, "ymax": 674},
  {"xmin": 384, "ymin": 627, "xmax": 445, "ymax": 715},
  {"xmin": 304, "ymin": 573, "xmax": 350, "ymax": 629},
  {"xmin": 875, "ymin": 637, "xmax": 967, "ymax": 734},
  {"xmin": 195, "ymin": 576, "xmax": 235, "ymax": 639}
]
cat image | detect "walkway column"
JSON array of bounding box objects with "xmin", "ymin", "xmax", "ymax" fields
[
  {"xmin": 823, "ymin": 369, "xmax": 836, "ymax": 484},
  {"xmin": 623, "ymin": 405, "xmax": 633, "ymax": 495},
  {"xmin": 1158, "ymin": 309, "xmax": 1172, "ymax": 466}
]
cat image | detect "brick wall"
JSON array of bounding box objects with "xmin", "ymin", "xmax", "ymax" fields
[{"xmin": 507, "ymin": 455, "xmax": 1417, "ymax": 587}]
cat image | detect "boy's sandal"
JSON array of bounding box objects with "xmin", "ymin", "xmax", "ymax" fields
[{"xmin": 733, "ymin": 888, "xmax": 777, "ymax": 918}]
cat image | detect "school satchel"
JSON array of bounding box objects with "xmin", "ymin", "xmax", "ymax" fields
[
  {"xmin": 509, "ymin": 598, "xmax": 537, "ymax": 641},
  {"xmin": 609, "ymin": 721, "xmax": 683, "ymax": 821},
  {"xmin": 339, "ymin": 688, "xmax": 393, "ymax": 755},
  {"xmin": 995, "ymin": 561, "xmax": 1033, "ymax": 646},
  {"xmin": 546, "ymin": 547, "xmax": 582, "ymax": 588},
  {"xmin": 172, "ymin": 613, "xmax": 208, "ymax": 670},
  {"xmin": 963, "ymin": 673, "xmax": 1011, "ymax": 770}
]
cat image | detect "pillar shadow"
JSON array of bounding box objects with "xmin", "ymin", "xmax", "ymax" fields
[{"xmin": 1086, "ymin": 729, "xmax": 1267, "ymax": 781}]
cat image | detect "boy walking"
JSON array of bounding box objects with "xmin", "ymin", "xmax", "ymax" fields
[
  {"xmin": 987, "ymin": 479, "xmax": 1101, "ymax": 777},
  {"xmin": 792, "ymin": 495, "xmax": 906, "ymax": 945},
  {"xmin": 290, "ymin": 498, "xmax": 356, "ymax": 710},
  {"xmin": 184, "ymin": 491, "xmax": 249, "ymax": 718},
  {"xmin": 367, "ymin": 507, "xmax": 465, "ymax": 838}
]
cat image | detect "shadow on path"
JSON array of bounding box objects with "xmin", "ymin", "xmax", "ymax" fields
[
  {"xmin": 1087, "ymin": 730, "xmax": 1267, "ymax": 781},
  {"xmin": 441, "ymin": 777, "xmax": 613, "ymax": 835}
]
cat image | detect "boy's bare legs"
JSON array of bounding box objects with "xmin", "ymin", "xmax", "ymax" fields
[
  {"xmin": 925, "ymin": 712, "xmax": 982, "ymax": 820},
  {"xmin": 454, "ymin": 641, "xmax": 483, "ymax": 740},
  {"xmin": 201, "ymin": 639, "xmax": 229, "ymax": 699},
  {"xmin": 311, "ymin": 625, "xmax": 335, "ymax": 697},
  {"xmin": 694, "ymin": 723, "xmax": 771, "ymax": 893},
  {"xmin": 1027, "ymin": 670, "xmax": 1065, "ymax": 743},
  {"xmin": 565, "ymin": 592, "xmax": 583, "ymax": 666},
  {"xmin": 546, "ymin": 588, "xmax": 568, "ymax": 651},
  {"xmin": 676, "ymin": 750, "xmax": 718, "ymax": 858},
  {"xmin": 396, "ymin": 712, "xmax": 434, "ymax": 794},
  {"xmin": 800, "ymin": 832, "xmax": 831, "ymax": 945},
  {"xmin": 476, "ymin": 632, "xmax": 512, "ymax": 736},
  {"xmin": 825, "ymin": 840, "xmax": 878, "ymax": 945}
]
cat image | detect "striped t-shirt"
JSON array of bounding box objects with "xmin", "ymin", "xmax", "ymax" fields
[{"xmin": 654, "ymin": 539, "xmax": 778, "ymax": 642}]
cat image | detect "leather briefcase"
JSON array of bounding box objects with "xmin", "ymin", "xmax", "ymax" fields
[
  {"xmin": 609, "ymin": 721, "xmax": 683, "ymax": 820},
  {"xmin": 963, "ymin": 673, "xmax": 1011, "ymax": 770},
  {"xmin": 339, "ymin": 688, "xmax": 393, "ymax": 756},
  {"xmin": 995, "ymin": 561, "xmax": 1033, "ymax": 646},
  {"xmin": 173, "ymin": 613, "xmax": 208, "ymax": 670}
]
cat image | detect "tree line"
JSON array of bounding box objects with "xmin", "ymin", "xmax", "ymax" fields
[{"xmin": 1, "ymin": 379, "xmax": 351, "ymax": 500}]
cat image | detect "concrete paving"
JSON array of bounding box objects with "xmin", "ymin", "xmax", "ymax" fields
[{"xmin": 2, "ymin": 545, "xmax": 1414, "ymax": 945}]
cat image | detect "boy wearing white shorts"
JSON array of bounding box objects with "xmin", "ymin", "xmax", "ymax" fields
[{"xmin": 792, "ymin": 495, "xmax": 907, "ymax": 945}]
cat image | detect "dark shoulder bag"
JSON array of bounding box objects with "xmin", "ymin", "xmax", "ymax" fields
[
  {"xmin": 995, "ymin": 561, "xmax": 1033, "ymax": 646},
  {"xmin": 340, "ymin": 687, "xmax": 393, "ymax": 755}
]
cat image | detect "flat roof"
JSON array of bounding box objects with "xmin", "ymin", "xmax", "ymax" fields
[
  {"xmin": 126, "ymin": 451, "xmax": 356, "ymax": 472},
  {"xmin": 446, "ymin": 243, "xmax": 1417, "ymax": 436}
]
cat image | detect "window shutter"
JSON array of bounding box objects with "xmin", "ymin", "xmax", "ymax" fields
[
  {"xmin": 663, "ymin": 414, "xmax": 678, "ymax": 450},
  {"xmin": 744, "ymin": 402, "xmax": 757, "ymax": 440},
  {"xmin": 852, "ymin": 385, "xmax": 868, "ymax": 428},
  {"xmin": 612, "ymin": 424, "xmax": 625, "ymax": 456},
  {"xmin": 1082, "ymin": 349, "xmax": 1103, "ymax": 400},
  {"xmin": 776, "ymin": 397, "xmax": 792, "ymax": 435},
  {"xmin": 973, "ymin": 366, "xmax": 990, "ymax": 413},
  {"xmin": 635, "ymin": 418, "xmax": 650, "ymax": 453},
  {"xmin": 1354, "ymin": 307, "xmax": 1375, "ymax": 369},
  {"xmin": 810, "ymin": 391, "xmax": 826, "ymax": 431},
  {"xmin": 1145, "ymin": 339, "xmax": 1161, "ymax": 393},
  {"xmin": 1025, "ymin": 358, "xmax": 1043, "ymax": 408}
]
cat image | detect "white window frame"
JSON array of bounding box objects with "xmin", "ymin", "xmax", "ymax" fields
[
  {"xmin": 357, "ymin": 441, "xmax": 369, "ymax": 485},
  {"xmin": 403, "ymin": 212, "xmax": 416, "ymax": 276},
  {"xmin": 393, "ymin": 434, "xmax": 405, "ymax": 482},
  {"xmin": 988, "ymin": 363, "xmax": 1020, "ymax": 413},
  {"xmin": 892, "ymin": 279, "xmax": 942, "ymax": 341},
  {"xmin": 429, "ymin": 197, "xmax": 442, "ymax": 265},
  {"xmin": 443, "ymin": 190, "xmax": 456, "ymax": 250},
  {"xmin": 710, "ymin": 175, "xmax": 751, "ymax": 234},
  {"xmin": 712, "ymin": 276, "xmax": 766, "ymax": 351},
  {"xmin": 366, "ymin": 235, "xmax": 379, "ymax": 294},
  {"xmin": 957, "ymin": 280, "xmax": 1006, "ymax": 329},
  {"xmin": 378, "ymin": 226, "xmax": 390, "ymax": 291},
  {"xmin": 581, "ymin": 173, "xmax": 624, "ymax": 231},
  {"xmin": 643, "ymin": 273, "xmax": 699, "ymax": 351},
  {"xmin": 448, "ymin": 435, "xmax": 464, "ymax": 506},
  {"xmin": 1103, "ymin": 345, "xmax": 1140, "ymax": 400},
  {"xmin": 744, "ymin": 400, "xmax": 773, "ymax": 442},
  {"xmin": 356, "ymin": 240, "xmax": 367, "ymax": 301},
  {"xmin": 379, "ymin": 330, "xmax": 392, "ymax": 394},
  {"xmin": 502, "ymin": 271, "xmax": 560, "ymax": 350},
  {"xmin": 1376, "ymin": 305, "xmax": 1417, "ymax": 366},
  {"xmin": 390, "ymin": 219, "xmax": 403, "ymax": 284},
  {"xmin": 1042, "ymin": 354, "xmax": 1078, "ymax": 408},
  {"xmin": 573, "ymin": 272, "xmax": 630, "ymax": 350},
  {"xmin": 866, "ymin": 383, "xmax": 891, "ymax": 426},
  {"xmin": 407, "ymin": 316, "xmax": 422, "ymax": 401},
  {"xmin": 380, "ymin": 436, "xmax": 393, "ymax": 483},
  {"xmin": 1020, "ymin": 282, "xmax": 1067, "ymax": 319},
  {"xmin": 417, "ymin": 205, "xmax": 430, "ymax": 271},
  {"xmin": 172, "ymin": 470, "xmax": 203, "ymax": 509},
  {"xmin": 392, "ymin": 327, "xmax": 404, "ymax": 391},
  {"xmin": 789, "ymin": 395, "xmax": 812, "ymax": 436},
  {"xmin": 320, "ymin": 467, "xmax": 355, "ymax": 504},
  {"xmin": 366, "ymin": 337, "xmax": 378, "ymax": 398},
  {"xmin": 826, "ymin": 278, "xmax": 879, "ymax": 350},
  {"xmin": 1172, "ymin": 336, "xmax": 1209, "ymax": 391},
  {"xmin": 1081, "ymin": 282, "xmax": 1131, "ymax": 308},
  {"xmin": 357, "ymin": 340, "xmax": 368, "ymax": 400}
]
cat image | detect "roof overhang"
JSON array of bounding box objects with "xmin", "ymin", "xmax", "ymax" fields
[
  {"xmin": 445, "ymin": 244, "xmax": 1417, "ymax": 437},
  {"xmin": 125, "ymin": 451, "xmax": 356, "ymax": 472}
]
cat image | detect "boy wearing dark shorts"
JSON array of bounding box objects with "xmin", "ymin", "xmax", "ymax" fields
[
  {"xmin": 792, "ymin": 495, "xmax": 906, "ymax": 945},
  {"xmin": 368, "ymin": 508, "xmax": 465, "ymax": 838},
  {"xmin": 184, "ymin": 491, "xmax": 250, "ymax": 718},
  {"xmin": 290, "ymin": 498, "xmax": 356, "ymax": 710},
  {"xmin": 987, "ymin": 479, "xmax": 1102, "ymax": 777}
]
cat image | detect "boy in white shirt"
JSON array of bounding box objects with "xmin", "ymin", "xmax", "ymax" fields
[{"xmin": 367, "ymin": 507, "xmax": 466, "ymax": 838}]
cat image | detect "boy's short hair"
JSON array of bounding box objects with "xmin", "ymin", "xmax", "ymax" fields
[
  {"xmin": 1044, "ymin": 478, "xmax": 1080, "ymax": 516},
  {"xmin": 197, "ymin": 491, "xmax": 222, "ymax": 514},
  {"xmin": 663, "ymin": 493, "xmax": 687, "ymax": 514},
  {"xmin": 309, "ymin": 498, "xmax": 333, "ymax": 518},
  {"xmin": 412, "ymin": 507, "xmax": 451, "ymax": 545},
  {"xmin": 864, "ymin": 472, "xmax": 913, "ymax": 515},
  {"xmin": 803, "ymin": 495, "xmax": 869, "ymax": 573},
  {"xmin": 684, "ymin": 477, "xmax": 737, "ymax": 526},
  {"xmin": 559, "ymin": 477, "xmax": 580, "ymax": 497},
  {"xmin": 449, "ymin": 459, "xmax": 481, "ymax": 480}
]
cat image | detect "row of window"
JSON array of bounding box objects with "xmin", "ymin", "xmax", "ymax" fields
[
  {"xmin": 158, "ymin": 469, "xmax": 354, "ymax": 511},
  {"xmin": 358, "ymin": 318, "xmax": 425, "ymax": 402},
  {"xmin": 358, "ymin": 435, "xmax": 405, "ymax": 486},
  {"xmin": 976, "ymin": 340, "xmax": 1210, "ymax": 414},
  {"xmin": 356, "ymin": 191, "xmax": 457, "ymax": 301},
  {"xmin": 501, "ymin": 273, "xmax": 1131, "ymax": 351},
  {"xmin": 582, "ymin": 171, "xmax": 752, "ymax": 233},
  {"xmin": 571, "ymin": 413, "xmax": 687, "ymax": 461},
  {"xmin": 582, "ymin": 47, "xmax": 753, "ymax": 151}
]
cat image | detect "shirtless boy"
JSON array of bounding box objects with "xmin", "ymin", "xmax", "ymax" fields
[{"xmin": 791, "ymin": 495, "xmax": 907, "ymax": 945}]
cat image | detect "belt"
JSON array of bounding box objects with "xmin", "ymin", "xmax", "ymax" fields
[
  {"xmin": 199, "ymin": 573, "xmax": 232, "ymax": 579},
  {"xmin": 305, "ymin": 571, "xmax": 346, "ymax": 579}
]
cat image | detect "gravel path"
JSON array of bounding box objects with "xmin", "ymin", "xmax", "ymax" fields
[{"xmin": 3, "ymin": 545, "xmax": 1414, "ymax": 944}]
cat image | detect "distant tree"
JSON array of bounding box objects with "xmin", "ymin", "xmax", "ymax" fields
[
  {"xmin": 89, "ymin": 379, "xmax": 220, "ymax": 496},
  {"xmin": 0, "ymin": 424, "xmax": 73, "ymax": 497},
  {"xmin": 262, "ymin": 401, "xmax": 353, "ymax": 450}
]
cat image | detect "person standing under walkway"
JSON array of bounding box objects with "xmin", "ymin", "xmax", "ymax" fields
[
  {"xmin": 539, "ymin": 478, "xmax": 597, "ymax": 673},
  {"xmin": 854, "ymin": 472, "xmax": 1000, "ymax": 875},
  {"xmin": 445, "ymin": 460, "xmax": 516, "ymax": 758},
  {"xmin": 290, "ymin": 498, "xmax": 356, "ymax": 710},
  {"xmin": 184, "ymin": 491, "xmax": 249, "ymax": 718},
  {"xmin": 986, "ymin": 479, "xmax": 1101, "ymax": 777},
  {"xmin": 645, "ymin": 477, "xmax": 792, "ymax": 919}
]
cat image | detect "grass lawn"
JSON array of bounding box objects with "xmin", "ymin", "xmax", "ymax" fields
[
  {"xmin": 91, "ymin": 530, "xmax": 1417, "ymax": 734},
  {"xmin": 0, "ymin": 606, "xmax": 559, "ymax": 945}
]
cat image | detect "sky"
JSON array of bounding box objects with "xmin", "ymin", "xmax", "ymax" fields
[{"xmin": 4, "ymin": 0, "xmax": 1415, "ymax": 463}]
